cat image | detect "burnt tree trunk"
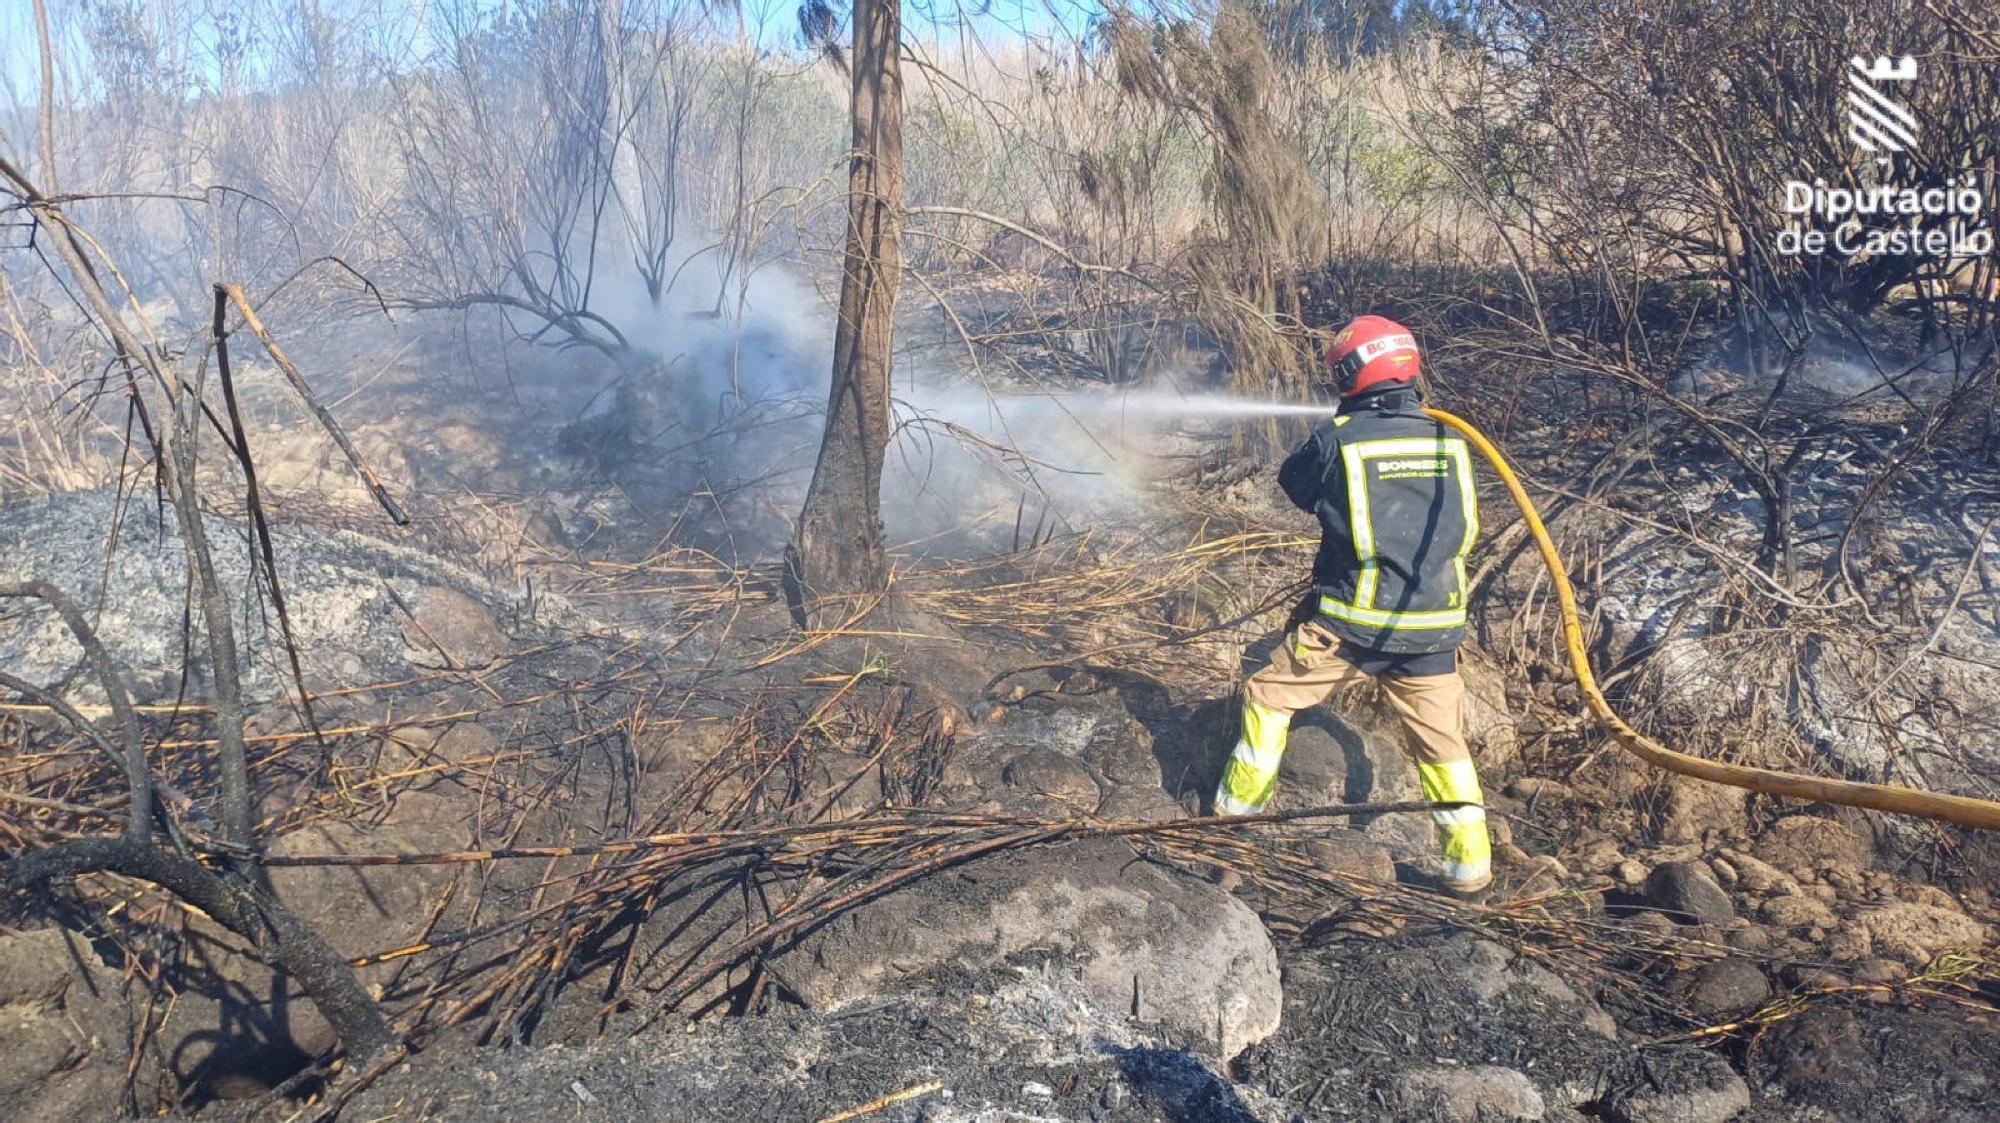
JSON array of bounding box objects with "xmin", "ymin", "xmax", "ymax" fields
[{"xmin": 787, "ymin": 0, "xmax": 903, "ymax": 622}]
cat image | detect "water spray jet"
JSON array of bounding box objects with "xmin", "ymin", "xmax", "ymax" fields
[{"xmin": 1021, "ymin": 390, "xmax": 1336, "ymax": 425}]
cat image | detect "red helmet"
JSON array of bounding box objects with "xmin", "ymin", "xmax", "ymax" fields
[{"xmin": 1325, "ymin": 314, "xmax": 1421, "ymax": 397}]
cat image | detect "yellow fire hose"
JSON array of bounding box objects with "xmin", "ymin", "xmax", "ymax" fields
[{"xmin": 1424, "ymin": 407, "xmax": 2000, "ymax": 832}]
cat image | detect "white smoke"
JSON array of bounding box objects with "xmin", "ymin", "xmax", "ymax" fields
[{"xmin": 556, "ymin": 239, "xmax": 1299, "ymax": 556}]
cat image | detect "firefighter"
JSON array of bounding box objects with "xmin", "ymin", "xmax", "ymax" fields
[{"xmin": 1213, "ymin": 314, "xmax": 1492, "ymax": 895}]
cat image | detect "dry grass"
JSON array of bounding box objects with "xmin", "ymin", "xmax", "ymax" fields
[{"xmin": 0, "ymin": 283, "xmax": 123, "ymax": 495}]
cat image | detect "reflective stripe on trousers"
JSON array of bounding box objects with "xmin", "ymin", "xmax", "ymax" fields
[
  {"xmin": 1418, "ymin": 758, "xmax": 1491, "ymax": 885},
  {"xmin": 1214, "ymin": 699, "xmax": 1288, "ymax": 816}
]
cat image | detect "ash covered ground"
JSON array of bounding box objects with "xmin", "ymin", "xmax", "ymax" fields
[{"xmin": 4, "ymin": 293, "xmax": 2000, "ymax": 1123}]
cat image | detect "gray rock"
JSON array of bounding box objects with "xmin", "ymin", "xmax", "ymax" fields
[
  {"xmin": 1680, "ymin": 959, "xmax": 1771, "ymax": 1017},
  {"xmin": 782, "ymin": 839, "xmax": 1282, "ymax": 1059},
  {"xmin": 1000, "ymin": 747, "xmax": 1101, "ymax": 812},
  {"xmin": 1655, "ymin": 776, "xmax": 1748, "ymax": 844},
  {"xmin": 341, "ymin": 975, "xmax": 1248, "ymax": 1123},
  {"xmin": 0, "ymin": 929, "xmax": 133, "ymax": 1116},
  {"xmin": 1300, "ymin": 830, "xmax": 1396, "ymax": 882},
  {"xmin": 1623, "ymin": 910, "xmax": 1679, "ymax": 937},
  {"xmin": 1084, "ymin": 717, "xmax": 1161, "ymax": 787},
  {"xmin": 0, "ymin": 934, "xmax": 89, "ymax": 1084},
  {"xmin": 1276, "ymin": 720, "xmax": 1418, "ymax": 809},
  {"xmin": 1852, "ymin": 901, "xmax": 1989, "ymax": 968},
  {"xmin": 808, "ymin": 750, "xmax": 887, "ymax": 820},
  {"xmin": 1758, "ymin": 893, "xmax": 1834, "ymax": 930},
  {"xmin": 399, "ymin": 584, "xmax": 510, "ymax": 666},
  {"xmin": 1598, "ymin": 1049, "xmax": 1749, "ymax": 1123},
  {"xmin": 1096, "ymin": 785, "xmax": 1185, "ymax": 822},
  {"xmin": 1395, "ymin": 1064, "xmax": 1546, "ymax": 1121},
  {"xmin": 1643, "ymin": 862, "xmax": 1736, "ymax": 924},
  {"xmin": 1460, "ymin": 655, "xmax": 1521, "ymax": 772},
  {"xmin": 1754, "ymin": 1002, "xmax": 1999, "ymax": 1121},
  {"xmin": 1723, "ymin": 924, "xmax": 1773, "ymax": 953},
  {"xmin": 1508, "ymin": 777, "xmax": 1573, "ymax": 802},
  {"xmin": 1268, "ymin": 721, "xmax": 1438, "ymax": 857}
]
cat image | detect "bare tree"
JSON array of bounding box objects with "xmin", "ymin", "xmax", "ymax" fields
[{"xmin": 786, "ymin": 0, "xmax": 905, "ymax": 617}]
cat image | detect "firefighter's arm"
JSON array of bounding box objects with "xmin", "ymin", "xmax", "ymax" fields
[{"xmin": 1277, "ymin": 427, "xmax": 1333, "ymax": 512}]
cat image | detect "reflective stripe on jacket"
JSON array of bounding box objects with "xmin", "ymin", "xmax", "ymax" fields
[{"xmin": 1277, "ymin": 387, "xmax": 1479, "ymax": 656}]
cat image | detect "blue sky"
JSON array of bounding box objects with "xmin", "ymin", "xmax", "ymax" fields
[{"xmin": 0, "ymin": 0, "xmax": 1111, "ymax": 112}]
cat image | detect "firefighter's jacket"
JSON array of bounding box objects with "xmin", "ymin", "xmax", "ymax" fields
[{"xmin": 1278, "ymin": 386, "xmax": 1479, "ymax": 656}]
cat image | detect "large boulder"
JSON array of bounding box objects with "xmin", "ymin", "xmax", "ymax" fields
[
  {"xmin": 1459, "ymin": 654, "xmax": 1522, "ymax": 774},
  {"xmin": 1450, "ymin": 933, "xmax": 1618, "ymax": 1039},
  {"xmin": 1299, "ymin": 830, "xmax": 1397, "ymax": 882},
  {"xmin": 1275, "ymin": 720, "xmax": 1412, "ymax": 807},
  {"xmin": 342, "ymin": 974, "xmax": 1266, "ymax": 1123},
  {"xmin": 1759, "ymin": 893, "xmax": 1835, "ymax": 931},
  {"xmin": 1274, "ymin": 672, "xmax": 1516, "ymax": 861},
  {"xmin": 1082, "ymin": 714, "xmax": 1162, "ymax": 789},
  {"xmin": 1653, "ymin": 776, "xmax": 1749, "ymax": 845},
  {"xmin": 1231, "ymin": 930, "xmax": 1626, "ymax": 1118},
  {"xmin": 187, "ymin": 775, "xmax": 473, "ymax": 1090},
  {"xmin": 1273, "ymin": 717, "xmax": 1435, "ymax": 858},
  {"xmin": 999, "ymin": 746, "xmax": 1102, "ymax": 813},
  {"xmin": 782, "ymin": 839, "xmax": 1282, "ymax": 1059}
]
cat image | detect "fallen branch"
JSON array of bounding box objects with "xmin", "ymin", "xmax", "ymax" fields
[
  {"xmin": 0, "ymin": 580, "xmax": 150, "ymax": 842},
  {"xmin": 5, "ymin": 837, "xmax": 396, "ymax": 1061}
]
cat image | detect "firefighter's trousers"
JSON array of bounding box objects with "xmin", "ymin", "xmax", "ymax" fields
[{"xmin": 1213, "ymin": 619, "xmax": 1492, "ymax": 890}]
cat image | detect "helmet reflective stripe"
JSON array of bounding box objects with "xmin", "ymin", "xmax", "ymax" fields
[
  {"xmin": 1326, "ymin": 435, "xmax": 1478, "ymax": 626},
  {"xmin": 1351, "ymin": 333, "xmax": 1417, "ymax": 364}
]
